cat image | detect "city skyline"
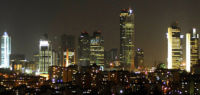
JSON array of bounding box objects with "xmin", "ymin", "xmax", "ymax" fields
[
  {"xmin": 0, "ymin": 1, "xmax": 200, "ymax": 94},
  {"xmin": 0, "ymin": 0, "xmax": 200, "ymax": 66}
]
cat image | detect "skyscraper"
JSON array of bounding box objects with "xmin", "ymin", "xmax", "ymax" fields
[
  {"xmin": 61, "ymin": 34, "xmax": 76, "ymax": 67},
  {"xmin": 134, "ymin": 48, "xmax": 144, "ymax": 69},
  {"xmin": 186, "ymin": 28, "xmax": 199, "ymax": 72},
  {"xmin": 0, "ymin": 32, "xmax": 11, "ymax": 68},
  {"xmin": 38, "ymin": 35, "xmax": 55, "ymax": 74},
  {"xmin": 120, "ymin": 8, "xmax": 135, "ymax": 71},
  {"xmin": 78, "ymin": 31, "xmax": 90, "ymax": 67},
  {"xmin": 90, "ymin": 31, "xmax": 104, "ymax": 69},
  {"xmin": 167, "ymin": 23, "xmax": 183, "ymax": 69}
]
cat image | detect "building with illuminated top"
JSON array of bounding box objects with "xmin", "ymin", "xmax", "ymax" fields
[
  {"xmin": 78, "ymin": 31, "xmax": 90, "ymax": 67},
  {"xmin": 167, "ymin": 23, "xmax": 183, "ymax": 69},
  {"xmin": 186, "ymin": 28, "xmax": 199, "ymax": 72},
  {"xmin": 38, "ymin": 35, "xmax": 56, "ymax": 75},
  {"xmin": 90, "ymin": 31, "xmax": 104, "ymax": 69},
  {"xmin": 0, "ymin": 32, "xmax": 11, "ymax": 68},
  {"xmin": 119, "ymin": 8, "xmax": 135, "ymax": 71}
]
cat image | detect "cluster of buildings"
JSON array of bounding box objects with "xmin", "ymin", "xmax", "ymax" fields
[
  {"xmin": 0, "ymin": 7, "xmax": 199, "ymax": 94},
  {"xmin": 0, "ymin": 8, "xmax": 144, "ymax": 77},
  {"xmin": 167, "ymin": 23, "xmax": 199, "ymax": 72}
]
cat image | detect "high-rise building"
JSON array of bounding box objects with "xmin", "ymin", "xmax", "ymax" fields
[
  {"xmin": 0, "ymin": 32, "xmax": 11, "ymax": 68},
  {"xmin": 61, "ymin": 34, "xmax": 76, "ymax": 67},
  {"xmin": 167, "ymin": 23, "xmax": 183, "ymax": 69},
  {"xmin": 38, "ymin": 35, "xmax": 56, "ymax": 74},
  {"xmin": 120, "ymin": 8, "xmax": 135, "ymax": 71},
  {"xmin": 78, "ymin": 31, "xmax": 90, "ymax": 67},
  {"xmin": 186, "ymin": 28, "xmax": 199, "ymax": 72},
  {"xmin": 90, "ymin": 31, "xmax": 104, "ymax": 69},
  {"xmin": 134, "ymin": 48, "xmax": 144, "ymax": 69}
]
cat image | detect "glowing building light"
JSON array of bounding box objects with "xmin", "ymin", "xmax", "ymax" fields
[
  {"xmin": 0, "ymin": 32, "xmax": 11, "ymax": 68},
  {"xmin": 193, "ymin": 28, "xmax": 196, "ymax": 34},
  {"xmin": 66, "ymin": 49, "xmax": 69, "ymax": 67},
  {"xmin": 129, "ymin": 9, "xmax": 133, "ymax": 14},
  {"xmin": 167, "ymin": 30, "xmax": 172, "ymax": 69},
  {"xmin": 186, "ymin": 33, "xmax": 191, "ymax": 72},
  {"xmin": 180, "ymin": 35, "xmax": 184, "ymax": 39},
  {"xmin": 39, "ymin": 40, "xmax": 49, "ymax": 47}
]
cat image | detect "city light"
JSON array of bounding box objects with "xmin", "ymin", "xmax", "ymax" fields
[
  {"xmin": 186, "ymin": 33, "xmax": 191, "ymax": 72},
  {"xmin": 167, "ymin": 29, "xmax": 172, "ymax": 69},
  {"xmin": 39, "ymin": 40, "xmax": 49, "ymax": 47},
  {"xmin": 1, "ymin": 32, "xmax": 11, "ymax": 68},
  {"xmin": 0, "ymin": 2, "xmax": 199, "ymax": 94}
]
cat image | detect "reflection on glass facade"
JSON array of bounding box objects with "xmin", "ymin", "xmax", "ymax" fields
[{"xmin": 0, "ymin": 32, "xmax": 11, "ymax": 68}]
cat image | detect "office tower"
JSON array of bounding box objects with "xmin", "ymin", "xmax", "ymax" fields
[
  {"xmin": 167, "ymin": 23, "xmax": 183, "ymax": 69},
  {"xmin": 134, "ymin": 48, "xmax": 144, "ymax": 69},
  {"xmin": 38, "ymin": 35, "xmax": 55, "ymax": 74},
  {"xmin": 120, "ymin": 8, "xmax": 135, "ymax": 71},
  {"xmin": 186, "ymin": 28, "xmax": 199, "ymax": 72},
  {"xmin": 61, "ymin": 34, "xmax": 76, "ymax": 67},
  {"xmin": 90, "ymin": 31, "xmax": 104, "ymax": 69},
  {"xmin": 78, "ymin": 31, "xmax": 90, "ymax": 67},
  {"xmin": 0, "ymin": 32, "xmax": 11, "ymax": 68}
]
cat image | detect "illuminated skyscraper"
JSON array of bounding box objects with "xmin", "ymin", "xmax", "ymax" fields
[
  {"xmin": 38, "ymin": 35, "xmax": 56, "ymax": 74},
  {"xmin": 90, "ymin": 31, "xmax": 104, "ymax": 69},
  {"xmin": 186, "ymin": 28, "xmax": 199, "ymax": 72},
  {"xmin": 0, "ymin": 32, "xmax": 11, "ymax": 68},
  {"xmin": 78, "ymin": 31, "xmax": 90, "ymax": 67},
  {"xmin": 167, "ymin": 23, "xmax": 183, "ymax": 69},
  {"xmin": 120, "ymin": 8, "xmax": 135, "ymax": 71}
]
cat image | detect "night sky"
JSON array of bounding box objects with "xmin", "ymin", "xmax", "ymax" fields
[{"xmin": 0, "ymin": 0, "xmax": 200, "ymax": 66}]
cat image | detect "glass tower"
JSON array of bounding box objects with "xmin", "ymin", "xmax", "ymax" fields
[
  {"xmin": 120, "ymin": 8, "xmax": 135, "ymax": 71},
  {"xmin": 1, "ymin": 32, "xmax": 11, "ymax": 68}
]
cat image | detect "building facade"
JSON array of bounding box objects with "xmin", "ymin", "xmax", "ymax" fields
[
  {"xmin": 39, "ymin": 37, "xmax": 56, "ymax": 74},
  {"xmin": 167, "ymin": 23, "xmax": 183, "ymax": 69},
  {"xmin": 186, "ymin": 28, "xmax": 199, "ymax": 72},
  {"xmin": 90, "ymin": 31, "xmax": 104, "ymax": 69},
  {"xmin": 60, "ymin": 34, "xmax": 76, "ymax": 67},
  {"xmin": 134, "ymin": 48, "xmax": 144, "ymax": 69},
  {"xmin": 78, "ymin": 31, "xmax": 90, "ymax": 67},
  {"xmin": 0, "ymin": 32, "xmax": 11, "ymax": 68},
  {"xmin": 120, "ymin": 8, "xmax": 135, "ymax": 71}
]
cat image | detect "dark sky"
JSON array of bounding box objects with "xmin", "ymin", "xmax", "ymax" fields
[{"xmin": 0, "ymin": 0, "xmax": 200, "ymax": 66}]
